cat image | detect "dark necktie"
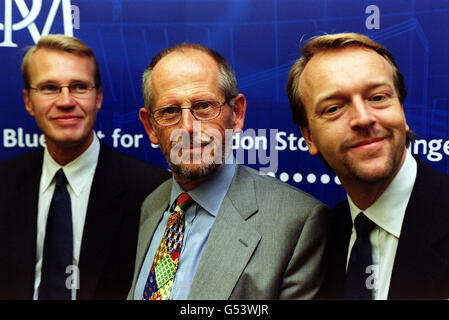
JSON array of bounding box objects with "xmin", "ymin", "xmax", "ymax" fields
[
  {"xmin": 39, "ymin": 169, "xmax": 73, "ymax": 300},
  {"xmin": 142, "ymin": 193, "xmax": 194, "ymax": 300},
  {"xmin": 344, "ymin": 212, "xmax": 376, "ymax": 300}
]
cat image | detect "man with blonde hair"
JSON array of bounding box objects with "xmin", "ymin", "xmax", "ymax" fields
[
  {"xmin": 287, "ymin": 32, "xmax": 449, "ymax": 299},
  {"xmin": 0, "ymin": 34, "xmax": 169, "ymax": 300}
]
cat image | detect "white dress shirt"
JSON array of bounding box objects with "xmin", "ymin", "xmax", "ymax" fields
[
  {"xmin": 34, "ymin": 134, "xmax": 100, "ymax": 299},
  {"xmin": 346, "ymin": 148, "xmax": 417, "ymax": 299}
]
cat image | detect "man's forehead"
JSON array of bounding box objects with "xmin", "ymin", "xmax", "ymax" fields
[
  {"xmin": 150, "ymin": 49, "xmax": 221, "ymax": 100},
  {"xmin": 154, "ymin": 48, "xmax": 218, "ymax": 73},
  {"xmin": 300, "ymin": 47, "xmax": 395, "ymax": 98},
  {"xmin": 28, "ymin": 48, "xmax": 95, "ymax": 83},
  {"xmin": 31, "ymin": 47, "xmax": 89, "ymax": 62},
  {"xmin": 302, "ymin": 46, "xmax": 393, "ymax": 77},
  {"xmin": 29, "ymin": 48, "xmax": 94, "ymax": 72}
]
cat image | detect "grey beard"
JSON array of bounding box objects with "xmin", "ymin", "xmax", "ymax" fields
[
  {"xmin": 163, "ymin": 142, "xmax": 228, "ymax": 185},
  {"xmin": 169, "ymin": 160, "xmax": 224, "ymax": 184}
]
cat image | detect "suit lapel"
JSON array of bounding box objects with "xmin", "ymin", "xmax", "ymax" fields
[
  {"xmin": 12, "ymin": 149, "xmax": 43, "ymax": 298},
  {"xmin": 127, "ymin": 179, "xmax": 171, "ymax": 299},
  {"xmin": 388, "ymin": 159, "xmax": 449, "ymax": 299},
  {"xmin": 324, "ymin": 200, "xmax": 352, "ymax": 299},
  {"xmin": 133, "ymin": 180, "xmax": 171, "ymax": 280},
  {"xmin": 78, "ymin": 143, "xmax": 127, "ymax": 299},
  {"xmin": 187, "ymin": 166, "xmax": 261, "ymax": 299}
]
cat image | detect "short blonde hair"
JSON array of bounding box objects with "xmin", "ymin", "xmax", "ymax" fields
[{"xmin": 22, "ymin": 34, "xmax": 101, "ymax": 89}]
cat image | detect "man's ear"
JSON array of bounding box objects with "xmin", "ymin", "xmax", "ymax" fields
[
  {"xmin": 95, "ymin": 87, "xmax": 103, "ymax": 113},
  {"xmin": 231, "ymin": 93, "xmax": 246, "ymax": 133},
  {"xmin": 299, "ymin": 125, "xmax": 319, "ymax": 156},
  {"xmin": 23, "ymin": 89, "xmax": 35, "ymax": 116},
  {"xmin": 398, "ymin": 103, "xmax": 410, "ymax": 133},
  {"xmin": 139, "ymin": 107, "xmax": 159, "ymax": 145}
]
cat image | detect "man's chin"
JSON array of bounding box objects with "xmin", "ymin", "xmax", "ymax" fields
[
  {"xmin": 46, "ymin": 133, "xmax": 92, "ymax": 149},
  {"xmin": 345, "ymin": 159, "xmax": 397, "ymax": 184},
  {"xmin": 169, "ymin": 161, "xmax": 223, "ymax": 184}
]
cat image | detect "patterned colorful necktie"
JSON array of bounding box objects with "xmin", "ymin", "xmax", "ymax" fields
[{"xmin": 143, "ymin": 192, "xmax": 194, "ymax": 300}]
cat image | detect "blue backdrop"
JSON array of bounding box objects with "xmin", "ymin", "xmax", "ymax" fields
[{"xmin": 1, "ymin": 0, "xmax": 448, "ymax": 206}]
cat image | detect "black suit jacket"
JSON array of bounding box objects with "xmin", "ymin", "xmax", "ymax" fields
[
  {"xmin": 0, "ymin": 142, "xmax": 170, "ymax": 299},
  {"xmin": 322, "ymin": 158, "xmax": 449, "ymax": 299}
]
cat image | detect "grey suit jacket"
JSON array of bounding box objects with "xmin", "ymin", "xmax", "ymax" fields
[{"xmin": 128, "ymin": 165, "xmax": 328, "ymax": 299}]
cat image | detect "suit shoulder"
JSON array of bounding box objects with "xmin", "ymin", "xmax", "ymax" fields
[
  {"xmin": 141, "ymin": 179, "xmax": 172, "ymax": 214},
  {"xmin": 329, "ymin": 199, "xmax": 351, "ymax": 226},
  {"xmin": 416, "ymin": 158, "xmax": 449, "ymax": 189},
  {"xmin": 238, "ymin": 165, "xmax": 326, "ymax": 209},
  {"xmin": 100, "ymin": 144, "xmax": 170, "ymax": 180},
  {"xmin": 412, "ymin": 158, "xmax": 449, "ymax": 235},
  {"xmin": 331, "ymin": 199, "xmax": 349, "ymax": 215},
  {"xmin": 0, "ymin": 149, "xmax": 43, "ymax": 176},
  {"xmin": 413, "ymin": 159, "xmax": 449, "ymax": 217}
]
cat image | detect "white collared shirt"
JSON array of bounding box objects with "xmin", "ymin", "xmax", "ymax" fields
[
  {"xmin": 346, "ymin": 148, "xmax": 417, "ymax": 300},
  {"xmin": 34, "ymin": 133, "xmax": 100, "ymax": 300}
]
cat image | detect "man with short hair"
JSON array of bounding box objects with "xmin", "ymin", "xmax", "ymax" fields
[
  {"xmin": 0, "ymin": 34, "xmax": 170, "ymax": 299},
  {"xmin": 287, "ymin": 32, "xmax": 449, "ymax": 299},
  {"xmin": 128, "ymin": 43, "xmax": 328, "ymax": 300}
]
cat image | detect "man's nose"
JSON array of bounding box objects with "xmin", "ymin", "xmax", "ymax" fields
[
  {"xmin": 349, "ymin": 97, "xmax": 376, "ymax": 129},
  {"xmin": 178, "ymin": 107, "xmax": 197, "ymax": 134},
  {"xmin": 55, "ymin": 87, "xmax": 76, "ymax": 107}
]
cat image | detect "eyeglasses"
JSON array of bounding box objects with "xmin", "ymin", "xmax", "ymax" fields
[
  {"xmin": 29, "ymin": 82, "xmax": 97, "ymax": 99},
  {"xmin": 151, "ymin": 99, "xmax": 232, "ymax": 126}
]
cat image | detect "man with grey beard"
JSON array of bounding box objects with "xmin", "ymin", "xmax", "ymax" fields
[{"xmin": 128, "ymin": 43, "xmax": 328, "ymax": 300}]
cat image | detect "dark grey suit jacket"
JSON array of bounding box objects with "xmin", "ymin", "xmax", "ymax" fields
[
  {"xmin": 322, "ymin": 158, "xmax": 449, "ymax": 299},
  {"xmin": 128, "ymin": 165, "xmax": 328, "ymax": 299},
  {"xmin": 0, "ymin": 142, "xmax": 170, "ymax": 299}
]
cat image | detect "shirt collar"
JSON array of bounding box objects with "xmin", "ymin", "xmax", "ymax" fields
[
  {"xmin": 170, "ymin": 156, "xmax": 236, "ymax": 217},
  {"xmin": 347, "ymin": 148, "xmax": 417, "ymax": 238},
  {"xmin": 41, "ymin": 133, "xmax": 100, "ymax": 196}
]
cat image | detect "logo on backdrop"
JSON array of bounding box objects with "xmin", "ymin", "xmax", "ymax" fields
[{"xmin": 0, "ymin": 0, "xmax": 78, "ymax": 47}]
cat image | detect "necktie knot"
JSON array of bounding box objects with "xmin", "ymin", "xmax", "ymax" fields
[
  {"xmin": 354, "ymin": 213, "xmax": 375, "ymax": 237},
  {"xmin": 55, "ymin": 169, "xmax": 67, "ymax": 187},
  {"xmin": 175, "ymin": 192, "xmax": 194, "ymax": 212}
]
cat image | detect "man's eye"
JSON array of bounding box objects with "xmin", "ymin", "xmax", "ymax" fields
[
  {"xmin": 39, "ymin": 84, "xmax": 59, "ymax": 92},
  {"xmin": 371, "ymin": 94, "xmax": 386, "ymax": 101},
  {"xmin": 72, "ymin": 83, "xmax": 89, "ymax": 91},
  {"xmin": 324, "ymin": 106, "xmax": 340, "ymax": 114},
  {"xmin": 194, "ymin": 101, "xmax": 212, "ymax": 110},
  {"xmin": 163, "ymin": 106, "xmax": 181, "ymax": 115}
]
